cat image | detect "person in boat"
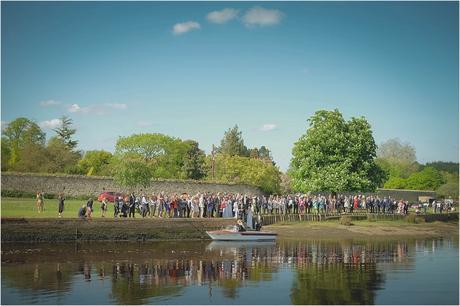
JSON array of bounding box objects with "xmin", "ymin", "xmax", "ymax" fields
[{"xmin": 237, "ymin": 219, "xmax": 246, "ymax": 232}]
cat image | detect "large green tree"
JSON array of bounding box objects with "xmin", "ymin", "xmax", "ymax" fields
[
  {"xmin": 181, "ymin": 140, "xmax": 206, "ymax": 180},
  {"xmin": 376, "ymin": 138, "xmax": 420, "ymax": 179},
  {"xmin": 2, "ymin": 117, "xmax": 46, "ymax": 166},
  {"xmin": 290, "ymin": 109, "xmax": 385, "ymax": 193},
  {"xmin": 217, "ymin": 125, "xmax": 249, "ymax": 157},
  {"xmin": 211, "ymin": 154, "xmax": 281, "ymax": 194},
  {"xmin": 44, "ymin": 137, "xmax": 82, "ymax": 173},
  {"xmin": 113, "ymin": 133, "xmax": 207, "ymax": 186}
]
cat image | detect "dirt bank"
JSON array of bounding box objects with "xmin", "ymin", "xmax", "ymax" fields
[
  {"xmin": 1, "ymin": 218, "xmax": 236, "ymax": 242},
  {"xmin": 266, "ymin": 220, "xmax": 459, "ymax": 240}
]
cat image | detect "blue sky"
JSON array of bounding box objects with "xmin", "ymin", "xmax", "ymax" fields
[{"xmin": 2, "ymin": 1, "xmax": 459, "ymax": 171}]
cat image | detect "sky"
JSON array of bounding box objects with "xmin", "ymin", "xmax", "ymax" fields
[{"xmin": 2, "ymin": 1, "xmax": 459, "ymax": 171}]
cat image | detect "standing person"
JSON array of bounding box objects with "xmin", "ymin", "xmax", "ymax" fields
[
  {"xmin": 233, "ymin": 199, "xmax": 239, "ymax": 219},
  {"xmin": 101, "ymin": 197, "xmax": 108, "ymax": 217},
  {"xmin": 86, "ymin": 198, "xmax": 94, "ymax": 219},
  {"xmin": 58, "ymin": 193, "xmax": 65, "ymax": 218},
  {"xmin": 129, "ymin": 192, "xmax": 136, "ymax": 218},
  {"xmin": 36, "ymin": 191, "xmax": 45, "ymax": 213},
  {"xmin": 246, "ymin": 204, "xmax": 254, "ymax": 229},
  {"xmin": 149, "ymin": 193, "xmax": 157, "ymax": 218},
  {"xmin": 199, "ymin": 193, "xmax": 205, "ymax": 218}
]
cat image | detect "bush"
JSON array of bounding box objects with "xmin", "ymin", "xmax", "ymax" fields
[{"xmin": 339, "ymin": 216, "xmax": 353, "ymax": 226}]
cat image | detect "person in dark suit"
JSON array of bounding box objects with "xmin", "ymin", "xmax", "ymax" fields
[{"xmin": 129, "ymin": 192, "xmax": 136, "ymax": 218}]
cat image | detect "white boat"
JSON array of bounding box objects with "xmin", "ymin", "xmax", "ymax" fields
[{"xmin": 206, "ymin": 226, "xmax": 277, "ymax": 241}]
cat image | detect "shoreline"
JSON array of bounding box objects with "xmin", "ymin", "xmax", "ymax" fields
[
  {"xmin": 266, "ymin": 220, "xmax": 459, "ymax": 240},
  {"xmin": 1, "ymin": 216, "xmax": 458, "ymax": 242}
]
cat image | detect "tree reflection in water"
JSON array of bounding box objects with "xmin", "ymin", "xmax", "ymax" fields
[{"xmin": 1, "ymin": 238, "xmax": 449, "ymax": 304}]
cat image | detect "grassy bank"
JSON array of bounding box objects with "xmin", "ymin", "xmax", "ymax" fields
[
  {"xmin": 266, "ymin": 219, "xmax": 459, "ymax": 240},
  {"xmin": 1, "ymin": 197, "xmax": 115, "ymax": 218}
]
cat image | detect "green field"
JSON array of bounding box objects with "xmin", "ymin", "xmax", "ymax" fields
[{"xmin": 1, "ymin": 197, "xmax": 112, "ymax": 218}]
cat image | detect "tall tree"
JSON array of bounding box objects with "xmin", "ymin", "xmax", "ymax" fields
[
  {"xmin": 290, "ymin": 109, "xmax": 385, "ymax": 193},
  {"xmin": 181, "ymin": 140, "xmax": 206, "ymax": 180},
  {"xmin": 53, "ymin": 116, "xmax": 78, "ymax": 150},
  {"xmin": 2, "ymin": 117, "xmax": 46, "ymax": 166},
  {"xmin": 217, "ymin": 125, "xmax": 249, "ymax": 157},
  {"xmin": 44, "ymin": 137, "xmax": 82, "ymax": 173},
  {"xmin": 376, "ymin": 138, "xmax": 420, "ymax": 179}
]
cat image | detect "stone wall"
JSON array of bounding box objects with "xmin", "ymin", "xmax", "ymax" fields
[{"xmin": 1, "ymin": 172, "xmax": 263, "ymax": 197}]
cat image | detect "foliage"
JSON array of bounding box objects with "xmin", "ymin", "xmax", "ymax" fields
[
  {"xmin": 404, "ymin": 167, "xmax": 445, "ymax": 190},
  {"xmin": 78, "ymin": 150, "xmax": 113, "ymax": 176},
  {"xmin": 384, "ymin": 176, "xmax": 408, "ymax": 189},
  {"xmin": 1, "ymin": 137, "xmax": 12, "ymax": 170},
  {"xmin": 376, "ymin": 139, "xmax": 420, "ymax": 179},
  {"xmin": 2, "ymin": 117, "xmax": 46, "ymax": 166},
  {"xmin": 290, "ymin": 109, "xmax": 385, "ymax": 193},
  {"xmin": 181, "ymin": 140, "xmax": 206, "ymax": 180},
  {"xmin": 280, "ymin": 172, "xmax": 292, "ymax": 194},
  {"xmin": 211, "ymin": 154, "xmax": 281, "ymax": 194},
  {"xmin": 217, "ymin": 125, "xmax": 249, "ymax": 157},
  {"xmin": 53, "ymin": 116, "xmax": 78, "ymax": 149},
  {"xmin": 44, "ymin": 137, "xmax": 82, "ymax": 174},
  {"xmin": 424, "ymin": 161, "xmax": 459, "ymax": 174},
  {"xmin": 113, "ymin": 154, "xmax": 153, "ymax": 188},
  {"xmin": 436, "ymin": 182, "xmax": 459, "ymax": 199}
]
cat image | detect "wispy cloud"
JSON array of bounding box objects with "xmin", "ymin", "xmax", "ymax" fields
[
  {"xmin": 40, "ymin": 100, "xmax": 61, "ymax": 107},
  {"xmin": 259, "ymin": 123, "xmax": 277, "ymax": 132},
  {"xmin": 242, "ymin": 7, "xmax": 284, "ymax": 27},
  {"xmin": 105, "ymin": 103, "xmax": 127, "ymax": 110},
  {"xmin": 67, "ymin": 103, "xmax": 128, "ymax": 115},
  {"xmin": 172, "ymin": 21, "xmax": 201, "ymax": 35},
  {"xmin": 39, "ymin": 118, "xmax": 62, "ymax": 129},
  {"xmin": 68, "ymin": 103, "xmax": 90, "ymax": 114},
  {"xmin": 207, "ymin": 8, "xmax": 239, "ymax": 24}
]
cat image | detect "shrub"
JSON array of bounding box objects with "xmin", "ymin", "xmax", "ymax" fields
[{"xmin": 339, "ymin": 216, "xmax": 353, "ymax": 226}]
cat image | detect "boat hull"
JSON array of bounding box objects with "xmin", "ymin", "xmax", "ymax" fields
[{"xmin": 206, "ymin": 230, "xmax": 277, "ymax": 241}]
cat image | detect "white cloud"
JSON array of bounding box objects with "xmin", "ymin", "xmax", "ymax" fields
[
  {"xmin": 172, "ymin": 21, "xmax": 201, "ymax": 35},
  {"xmin": 68, "ymin": 103, "xmax": 90, "ymax": 113},
  {"xmin": 242, "ymin": 7, "xmax": 284, "ymax": 27},
  {"xmin": 40, "ymin": 100, "xmax": 61, "ymax": 107},
  {"xmin": 105, "ymin": 103, "xmax": 127, "ymax": 110},
  {"xmin": 39, "ymin": 118, "xmax": 62, "ymax": 129},
  {"xmin": 259, "ymin": 124, "xmax": 277, "ymax": 132},
  {"xmin": 207, "ymin": 8, "xmax": 239, "ymax": 24}
]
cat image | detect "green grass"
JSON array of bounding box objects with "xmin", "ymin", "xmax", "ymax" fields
[{"xmin": 1, "ymin": 197, "xmax": 111, "ymax": 218}]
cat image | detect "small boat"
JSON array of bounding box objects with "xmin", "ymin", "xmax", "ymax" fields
[{"xmin": 206, "ymin": 225, "xmax": 277, "ymax": 241}]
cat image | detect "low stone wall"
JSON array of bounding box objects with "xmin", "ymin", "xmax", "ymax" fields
[{"xmin": 1, "ymin": 172, "xmax": 263, "ymax": 197}]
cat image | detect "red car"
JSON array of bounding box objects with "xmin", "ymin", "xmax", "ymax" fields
[{"xmin": 97, "ymin": 191, "xmax": 125, "ymax": 203}]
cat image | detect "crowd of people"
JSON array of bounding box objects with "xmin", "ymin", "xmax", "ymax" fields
[{"xmin": 35, "ymin": 191, "xmax": 456, "ymax": 221}]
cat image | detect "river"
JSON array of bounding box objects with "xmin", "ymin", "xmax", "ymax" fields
[{"xmin": 1, "ymin": 238, "xmax": 458, "ymax": 305}]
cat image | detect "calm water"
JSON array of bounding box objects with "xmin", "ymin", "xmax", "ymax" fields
[{"xmin": 1, "ymin": 238, "xmax": 458, "ymax": 305}]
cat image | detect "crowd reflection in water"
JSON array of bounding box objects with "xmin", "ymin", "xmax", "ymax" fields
[{"xmin": 3, "ymin": 238, "xmax": 455, "ymax": 304}]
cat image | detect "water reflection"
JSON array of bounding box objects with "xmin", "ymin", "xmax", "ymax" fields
[{"xmin": 1, "ymin": 238, "xmax": 458, "ymax": 305}]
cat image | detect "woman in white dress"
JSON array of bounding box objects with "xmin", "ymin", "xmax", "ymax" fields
[
  {"xmin": 233, "ymin": 200, "xmax": 239, "ymax": 219},
  {"xmin": 246, "ymin": 204, "xmax": 254, "ymax": 229}
]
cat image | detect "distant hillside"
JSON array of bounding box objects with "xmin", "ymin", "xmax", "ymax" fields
[{"xmin": 424, "ymin": 162, "xmax": 459, "ymax": 174}]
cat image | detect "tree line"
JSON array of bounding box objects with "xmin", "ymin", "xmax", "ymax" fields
[
  {"xmin": 2, "ymin": 110, "xmax": 457, "ymax": 198},
  {"xmin": 1, "ymin": 117, "xmax": 281, "ymax": 194}
]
